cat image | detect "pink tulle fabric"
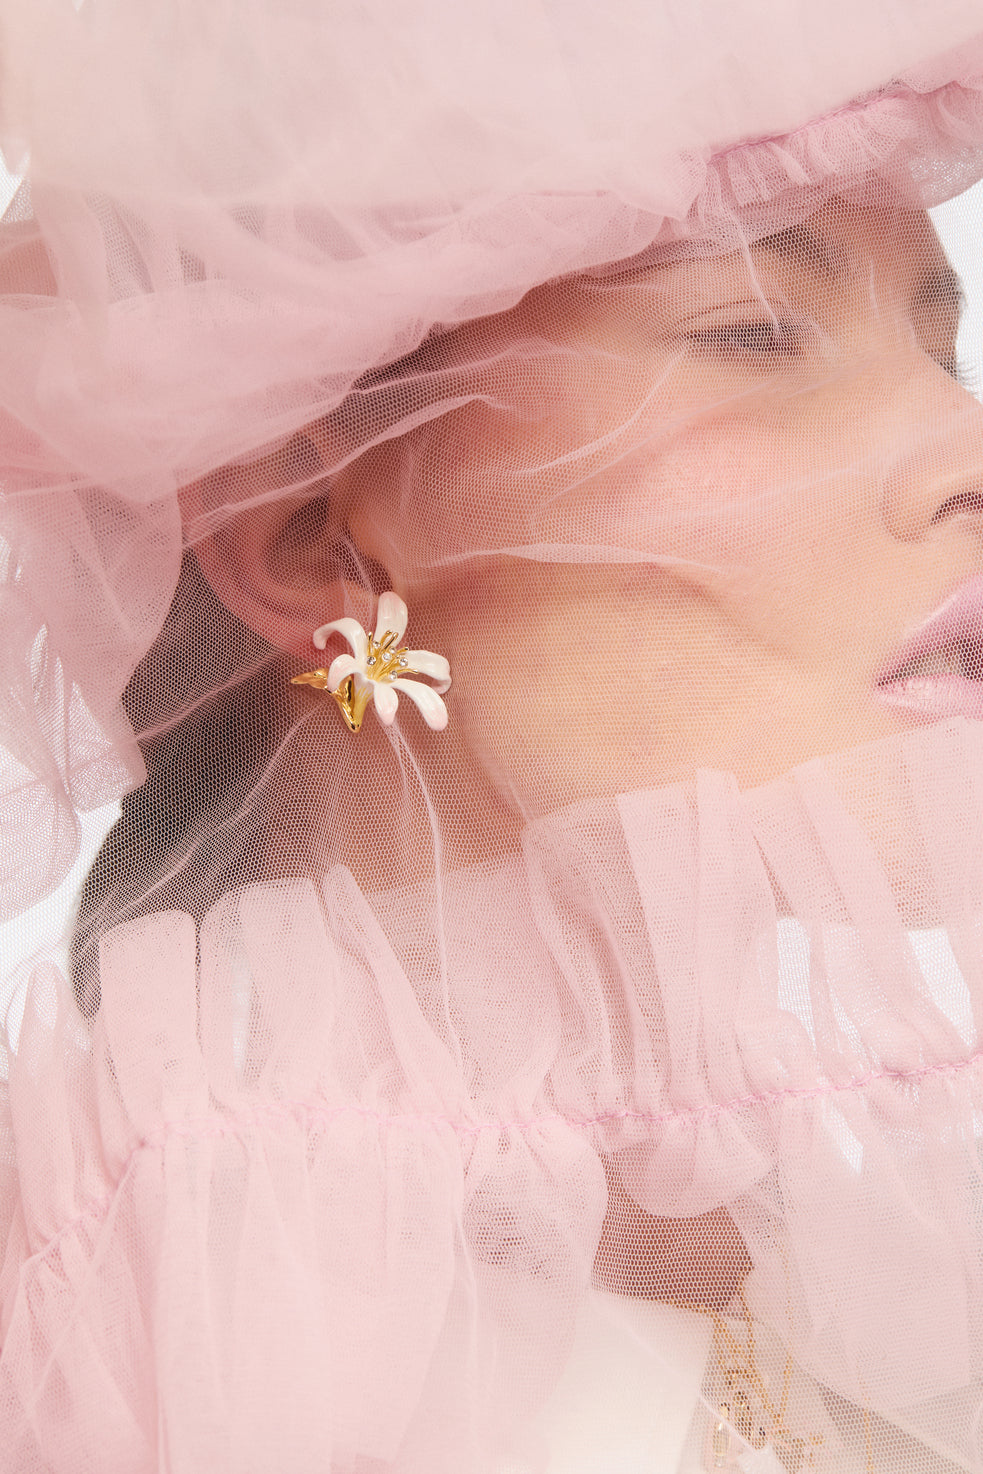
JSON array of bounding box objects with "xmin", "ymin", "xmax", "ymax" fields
[
  {"xmin": 2, "ymin": 15, "xmax": 983, "ymax": 914},
  {"xmin": 7, "ymin": 4, "xmax": 983, "ymax": 1471},
  {"xmin": 4, "ymin": 719, "xmax": 983, "ymax": 1469}
]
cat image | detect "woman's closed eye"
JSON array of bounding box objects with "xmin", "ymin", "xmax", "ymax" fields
[
  {"xmin": 685, "ymin": 317, "xmax": 807, "ymax": 359},
  {"xmin": 684, "ymin": 319, "xmax": 975, "ymax": 393},
  {"xmin": 938, "ymin": 352, "xmax": 977, "ymax": 392}
]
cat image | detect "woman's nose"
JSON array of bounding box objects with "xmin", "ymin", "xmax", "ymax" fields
[{"xmin": 880, "ymin": 363, "xmax": 983, "ymax": 542}]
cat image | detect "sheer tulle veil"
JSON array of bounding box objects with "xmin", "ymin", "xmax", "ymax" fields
[{"xmin": 6, "ymin": 4, "xmax": 983, "ymax": 1471}]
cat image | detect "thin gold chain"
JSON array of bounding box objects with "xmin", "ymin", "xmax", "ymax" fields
[{"xmin": 709, "ymin": 1290, "xmax": 828, "ymax": 1472}]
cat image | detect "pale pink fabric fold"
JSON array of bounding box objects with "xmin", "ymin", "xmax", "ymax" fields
[{"xmin": 4, "ymin": 721, "xmax": 983, "ymax": 1469}]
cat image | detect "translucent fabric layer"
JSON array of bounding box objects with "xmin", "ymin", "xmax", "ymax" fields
[
  {"xmin": 2, "ymin": 13, "xmax": 983, "ymax": 913},
  {"xmin": 6, "ymin": 4, "xmax": 983, "ymax": 1472},
  {"xmin": 6, "ymin": 723, "xmax": 983, "ymax": 1470}
]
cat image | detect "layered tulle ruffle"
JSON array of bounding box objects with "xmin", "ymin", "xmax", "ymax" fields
[{"xmin": 4, "ymin": 720, "xmax": 983, "ymax": 1470}]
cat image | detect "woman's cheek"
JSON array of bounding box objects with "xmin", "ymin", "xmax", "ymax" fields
[
  {"xmin": 532, "ymin": 413, "xmax": 817, "ymax": 571},
  {"xmin": 428, "ymin": 567, "xmax": 705, "ymax": 812}
]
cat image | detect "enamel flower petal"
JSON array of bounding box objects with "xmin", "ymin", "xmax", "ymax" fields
[
  {"xmin": 292, "ymin": 593, "xmax": 451, "ymax": 733},
  {"xmin": 391, "ymin": 678, "xmax": 449, "ymax": 729},
  {"xmin": 373, "ymin": 592, "xmax": 409, "ymax": 644},
  {"xmin": 404, "ymin": 650, "xmax": 451, "ymax": 689},
  {"xmin": 312, "ymin": 617, "xmax": 368, "ymax": 660},
  {"xmin": 373, "ymin": 683, "xmax": 400, "ymax": 725},
  {"xmin": 326, "ymin": 653, "xmax": 361, "ymax": 688}
]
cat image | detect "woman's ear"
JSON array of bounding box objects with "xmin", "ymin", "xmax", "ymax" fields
[{"xmin": 179, "ymin": 431, "xmax": 370, "ymax": 657}]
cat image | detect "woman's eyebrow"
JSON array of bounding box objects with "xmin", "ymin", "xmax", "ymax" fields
[
  {"xmin": 753, "ymin": 225, "xmax": 846, "ymax": 279},
  {"xmin": 754, "ymin": 230, "xmax": 965, "ymax": 320}
]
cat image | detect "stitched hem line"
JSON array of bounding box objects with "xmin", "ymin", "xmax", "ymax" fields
[{"xmin": 16, "ymin": 1044, "xmax": 983, "ymax": 1273}]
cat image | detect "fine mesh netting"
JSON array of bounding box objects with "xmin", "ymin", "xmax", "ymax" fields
[{"xmin": 6, "ymin": 5, "xmax": 983, "ymax": 1472}]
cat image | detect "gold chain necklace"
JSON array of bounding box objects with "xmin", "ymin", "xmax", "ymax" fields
[{"xmin": 706, "ymin": 1291, "xmax": 828, "ymax": 1473}]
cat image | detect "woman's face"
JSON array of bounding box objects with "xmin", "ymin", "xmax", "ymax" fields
[{"xmin": 339, "ymin": 198, "xmax": 983, "ymax": 814}]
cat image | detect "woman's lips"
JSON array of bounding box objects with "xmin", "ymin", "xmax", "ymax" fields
[
  {"xmin": 875, "ymin": 574, "xmax": 983, "ymax": 720},
  {"xmin": 876, "ymin": 672, "xmax": 983, "ymax": 720}
]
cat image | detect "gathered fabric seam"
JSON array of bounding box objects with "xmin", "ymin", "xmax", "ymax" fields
[
  {"xmin": 709, "ymin": 74, "xmax": 962, "ymax": 162},
  {"xmin": 14, "ymin": 1043, "xmax": 983, "ymax": 1281}
]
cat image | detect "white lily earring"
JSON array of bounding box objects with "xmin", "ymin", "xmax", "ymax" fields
[{"xmin": 292, "ymin": 591, "xmax": 451, "ymax": 733}]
